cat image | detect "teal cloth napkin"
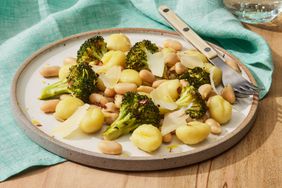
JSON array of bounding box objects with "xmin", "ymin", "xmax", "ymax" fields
[{"xmin": 0, "ymin": 0, "xmax": 273, "ymax": 181}]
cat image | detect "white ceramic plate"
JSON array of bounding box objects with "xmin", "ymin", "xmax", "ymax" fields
[{"xmin": 11, "ymin": 28, "xmax": 258, "ymax": 171}]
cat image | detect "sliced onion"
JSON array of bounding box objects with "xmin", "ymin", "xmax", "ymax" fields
[
  {"xmin": 150, "ymin": 89, "xmax": 178, "ymax": 111},
  {"xmin": 177, "ymin": 51, "xmax": 205, "ymax": 69},
  {"xmin": 92, "ymin": 65, "xmax": 106, "ymax": 74},
  {"xmin": 209, "ymin": 67, "xmax": 219, "ymax": 94},
  {"xmin": 146, "ymin": 51, "xmax": 165, "ymax": 77},
  {"xmin": 51, "ymin": 104, "xmax": 90, "ymax": 138},
  {"xmin": 99, "ymin": 66, "xmax": 122, "ymax": 89},
  {"xmin": 161, "ymin": 108, "xmax": 190, "ymax": 136}
]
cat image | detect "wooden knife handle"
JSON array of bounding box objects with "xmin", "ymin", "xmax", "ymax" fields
[{"xmin": 159, "ymin": 5, "xmax": 218, "ymax": 59}]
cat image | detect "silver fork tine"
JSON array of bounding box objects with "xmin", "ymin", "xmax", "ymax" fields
[
  {"xmin": 215, "ymin": 48, "xmax": 261, "ymax": 93},
  {"xmin": 234, "ymin": 87, "xmax": 257, "ymax": 95},
  {"xmin": 234, "ymin": 91, "xmax": 253, "ymax": 98},
  {"xmin": 214, "ymin": 55, "xmax": 260, "ymax": 97},
  {"xmin": 242, "ymin": 81, "xmax": 257, "ymax": 90},
  {"xmin": 243, "ymin": 81, "xmax": 265, "ymax": 95},
  {"xmin": 240, "ymin": 84, "xmax": 258, "ymax": 93},
  {"xmin": 223, "ymin": 72, "xmax": 259, "ymax": 96},
  {"xmin": 244, "ymin": 81, "xmax": 264, "ymax": 92}
]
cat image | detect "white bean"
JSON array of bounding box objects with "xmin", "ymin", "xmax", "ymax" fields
[
  {"xmin": 114, "ymin": 94, "xmax": 123, "ymax": 108},
  {"xmin": 164, "ymin": 53, "xmax": 179, "ymax": 67},
  {"xmin": 102, "ymin": 111, "xmax": 119, "ymax": 124},
  {"xmin": 98, "ymin": 140, "xmax": 122, "ymax": 155},
  {"xmin": 198, "ymin": 84, "xmax": 213, "ymax": 100},
  {"xmin": 180, "ymin": 79, "xmax": 189, "ymax": 87},
  {"xmin": 137, "ymin": 86, "xmax": 154, "ymax": 93},
  {"xmin": 162, "ymin": 133, "xmax": 172, "ymax": 143},
  {"xmin": 63, "ymin": 57, "xmax": 77, "ymax": 65},
  {"xmin": 104, "ymin": 102, "xmax": 118, "ymax": 112},
  {"xmin": 152, "ymin": 80, "xmax": 166, "ymax": 88},
  {"xmin": 114, "ymin": 83, "xmax": 137, "ymax": 94},
  {"xmin": 105, "ymin": 114, "xmax": 118, "ymax": 124},
  {"xmin": 221, "ymin": 84, "xmax": 236, "ymax": 104},
  {"xmin": 40, "ymin": 99, "xmax": 60, "ymax": 113},
  {"xmin": 104, "ymin": 88, "xmax": 116, "ymax": 98},
  {"xmin": 205, "ymin": 118, "xmax": 222, "ymax": 135},
  {"xmin": 105, "ymin": 97, "xmax": 114, "ymax": 103},
  {"xmin": 163, "ymin": 39, "xmax": 183, "ymax": 51},
  {"xmin": 169, "ymin": 65, "xmax": 175, "ymax": 72},
  {"xmin": 139, "ymin": 70, "xmax": 155, "ymax": 84},
  {"xmin": 175, "ymin": 62, "xmax": 187, "ymax": 74},
  {"xmin": 89, "ymin": 93, "xmax": 108, "ymax": 107},
  {"xmin": 40, "ymin": 66, "xmax": 60, "ymax": 78}
]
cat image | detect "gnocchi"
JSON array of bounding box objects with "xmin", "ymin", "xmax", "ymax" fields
[
  {"xmin": 106, "ymin": 33, "xmax": 131, "ymax": 52},
  {"xmin": 157, "ymin": 79, "xmax": 181, "ymax": 101},
  {"xmin": 130, "ymin": 124, "xmax": 162, "ymax": 152},
  {"xmin": 79, "ymin": 107, "xmax": 104, "ymax": 133},
  {"xmin": 101, "ymin": 50, "xmax": 126, "ymax": 67},
  {"xmin": 176, "ymin": 121, "xmax": 211, "ymax": 145},
  {"xmin": 120, "ymin": 69, "xmax": 142, "ymax": 86},
  {"xmin": 207, "ymin": 95, "xmax": 232, "ymax": 124},
  {"xmin": 54, "ymin": 97, "xmax": 84, "ymax": 121}
]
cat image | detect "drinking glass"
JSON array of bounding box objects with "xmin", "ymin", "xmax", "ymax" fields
[{"xmin": 223, "ymin": 0, "xmax": 282, "ymax": 24}]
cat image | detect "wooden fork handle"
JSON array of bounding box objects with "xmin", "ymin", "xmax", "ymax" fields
[{"xmin": 159, "ymin": 5, "xmax": 218, "ymax": 59}]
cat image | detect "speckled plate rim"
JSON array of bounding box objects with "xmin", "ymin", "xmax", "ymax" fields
[{"xmin": 10, "ymin": 28, "xmax": 259, "ymax": 171}]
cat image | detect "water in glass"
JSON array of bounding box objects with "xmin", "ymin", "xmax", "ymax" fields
[{"xmin": 224, "ymin": 0, "xmax": 282, "ymax": 24}]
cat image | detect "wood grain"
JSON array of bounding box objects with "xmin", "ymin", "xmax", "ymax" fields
[{"xmin": 1, "ymin": 26, "xmax": 282, "ymax": 188}]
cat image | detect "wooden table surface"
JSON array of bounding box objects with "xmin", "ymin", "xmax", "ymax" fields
[{"xmin": 1, "ymin": 26, "xmax": 282, "ymax": 188}]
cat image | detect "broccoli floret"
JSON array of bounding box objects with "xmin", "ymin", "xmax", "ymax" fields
[
  {"xmin": 176, "ymin": 86, "xmax": 207, "ymax": 119},
  {"xmin": 39, "ymin": 63, "xmax": 98, "ymax": 102},
  {"xmin": 180, "ymin": 67, "xmax": 210, "ymax": 89},
  {"xmin": 77, "ymin": 36, "xmax": 107, "ymax": 64},
  {"xmin": 103, "ymin": 92, "xmax": 161, "ymax": 140},
  {"xmin": 125, "ymin": 40, "xmax": 158, "ymax": 71}
]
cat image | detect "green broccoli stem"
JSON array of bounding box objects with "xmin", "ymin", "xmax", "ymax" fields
[
  {"xmin": 176, "ymin": 95, "xmax": 194, "ymax": 108},
  {"xmin": 103, "ymin": 113, "xmax": 137, "ymax": 140},
  {"xmin": 39, "ymin": 79, "xmax": 70, "ymax": 100},
  {"xmin": 175, "ymin": 88, "xmax": 194, "ymax": 108}
]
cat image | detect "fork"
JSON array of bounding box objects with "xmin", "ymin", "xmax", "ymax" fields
[
  {"xmin": 158, "ymin": 5, "xmax": 262, "ymax": 97},
  {"xmin": 212, "ymin": 56, "xmax": 261, "ymax": 98}
]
